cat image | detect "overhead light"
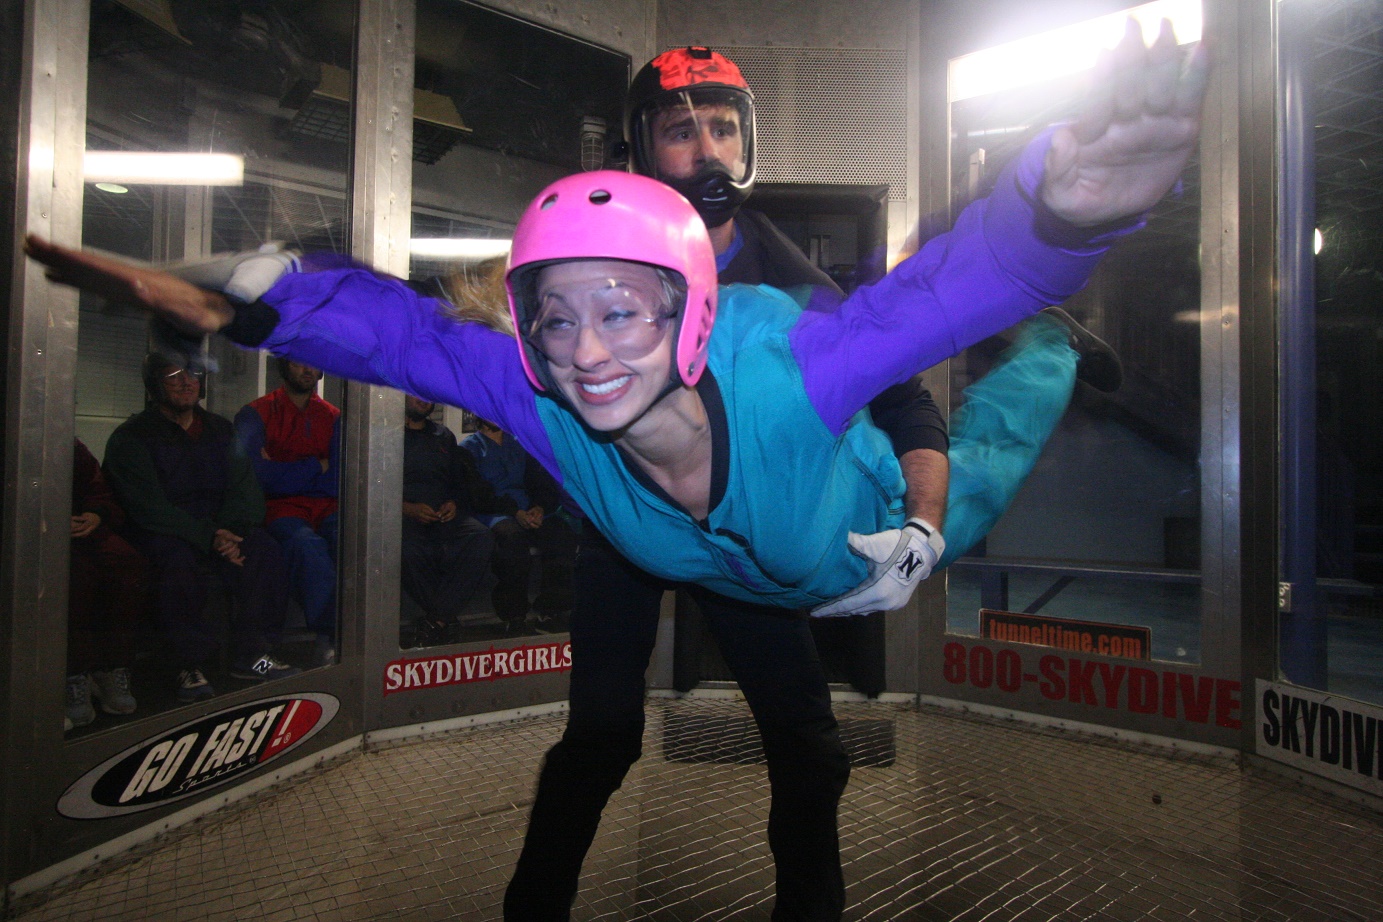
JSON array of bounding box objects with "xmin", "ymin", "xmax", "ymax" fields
[
  {"xmin": 94, "ymin": 182, "xmax": 128, "ymax": 194},
  {"xmin": 83, "ymin": 151, "xmax": 245, "ymax": 186},
  {"xmin": 949, "ymin": 0, "xmax": 1202, "ymax": 102},
  {"xmin": 409, "ymin": 238, "xmax": 512, "ymax": 260},
  {"xmin": 1313, "ymin": 228, "xmax": 1324, "ymax": 255}
]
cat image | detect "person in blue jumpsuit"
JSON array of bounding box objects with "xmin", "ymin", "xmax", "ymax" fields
[{"xmin": 25, "ymin": 22, "xmax": 1207, "ymax": 920}]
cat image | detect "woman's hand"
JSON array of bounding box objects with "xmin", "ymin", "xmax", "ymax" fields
[
  {"xmin": 1040, "ymin": 18, "xmax": 1211, "ymax": 228},
  {"xmin": 24, "ymin": 235, "xmax": 236, "ymax": 336}
]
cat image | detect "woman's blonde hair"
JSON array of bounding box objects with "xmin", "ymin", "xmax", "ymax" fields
[{"xmin": 439, "ymin": 256, "xmax": 513, "ymax": 336}]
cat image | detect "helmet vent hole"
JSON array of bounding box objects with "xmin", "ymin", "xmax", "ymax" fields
[
  {"xmin": 588, "ymin": 189, "xmax": 612, "ymax": 205},
  {"xmin": 540, "ymin": 194, "xmax": 559, "ymax": 210}
]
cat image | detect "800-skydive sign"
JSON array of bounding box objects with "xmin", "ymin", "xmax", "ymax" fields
[{"xmin": 59, "ymin": 693, "xmax": 338, "ymax": 819}]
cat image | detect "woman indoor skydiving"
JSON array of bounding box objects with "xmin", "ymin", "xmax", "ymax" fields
[{"xmin": 27, "ymin": 22, "xmax": 1207, "ymax": 920}]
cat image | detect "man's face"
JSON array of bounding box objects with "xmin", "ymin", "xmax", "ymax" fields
[
  {"xmin": 157, "ymin": 366, "xmax": 203, "ymax": 413},
  {"xmin": 649, "ymin": 101, "xmax": 746, "ymax": 183},
  {"xmin": 282, "ymin": 361, "xmax": 323, "ymax": 395},
  {"xmin": 404, "ymin": 395, "xmax": 435, "ymax": 422}
]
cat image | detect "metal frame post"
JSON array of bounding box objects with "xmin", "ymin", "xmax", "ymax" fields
[{"xmin": 345, "ymin": 0, "xmax": 414, "ymax": 728}]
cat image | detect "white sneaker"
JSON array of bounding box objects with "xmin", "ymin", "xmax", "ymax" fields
[
  {"xmin": 90, "ymin": 667, "xmax": 137, "ymax": 715},
  {"xmin": 230, "ymin": 654, "xmax": 301, "ymax": 682}
]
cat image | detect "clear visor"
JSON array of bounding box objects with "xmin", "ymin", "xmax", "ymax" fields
[
  {"xmin": 526, "ymin": 275, "xmax": 678, "ymax": 369},
  {"xmin": 638, "ymin": 89, "xmax": 752, "ymax": 185}
]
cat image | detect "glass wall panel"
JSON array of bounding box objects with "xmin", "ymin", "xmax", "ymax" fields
[
  {"xmin": 398, "ymin": 0, "xmax": 626, "ymax": 649},
  {"xmin": 944, "ymin": 10, "xmax": 1204, "ymax": 667},
  {"xmin": 1279, "ymin": 0, "xmax": 1383, "ymax": 705},
  {"xmin": 67, "ymin": 0, "xmax": 354, "ymax": 735}
]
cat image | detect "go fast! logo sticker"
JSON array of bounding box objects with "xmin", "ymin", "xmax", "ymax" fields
[{"xmin": 59, "ymin": 693, "xmax": 339, "ymax": 819}]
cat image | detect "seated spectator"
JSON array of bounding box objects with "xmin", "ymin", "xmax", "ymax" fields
[
  {"xmin": 235, "ymin": 358, "xmax": 340, "ymax": 666},
  {"xmin": 66, "ymin": 437, "xmax": 148, "ymax": 731},
  {"xmin": 462, "ymin": 419, "xmax": 577, "ymax": 631},
  {"xmin": 401, "ymin": 396, "xmax": 513, "ymax": 645},
  {"xmin": 103, "ymin": 354, "xmax": 300, "ymax": 702}
]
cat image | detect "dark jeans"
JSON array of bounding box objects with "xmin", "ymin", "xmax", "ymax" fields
[
  {"xmin": 490, "ymin": 516, "xmax": 578, "ymax": 624},
  {"xmin": 133, "ymin": 527, "xmax": 288, "ymax": 669},
  {"xmin": 400, "ymin": 516, "xmax": 493, "ymax": 623},
  {"xmin": 266, "ymin": 512, "xmax": 338, "ymax": 639},
  {"xmin": 68, "ymin": 528, "xmax": 148, "ymax": 674},
  {"xmin": 504, "ymin": 532, "xmax": 849, "ymax": 921}
]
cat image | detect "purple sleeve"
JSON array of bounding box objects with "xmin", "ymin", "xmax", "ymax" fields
[
  {"xmin": 254, "ymin": 268, "xmax": 561, "ymax": 480},
  {"xmin": 790, "ymin": 129, "xmax": 1143, "ymax": 435}
]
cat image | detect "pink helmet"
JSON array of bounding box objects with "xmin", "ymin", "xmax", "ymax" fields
[{"xmin": 506, "ymin": 170, "xmax": 718, "ymax": 393}]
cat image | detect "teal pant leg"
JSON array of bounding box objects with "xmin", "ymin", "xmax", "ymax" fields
[{"xmin": 938, "ymin": 314, "xmax": 1077, "ymax": 568}]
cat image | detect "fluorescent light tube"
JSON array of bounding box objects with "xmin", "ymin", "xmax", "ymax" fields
[
  {"xmin": 83, "ymin": 152, "xmax": 245, "ymax": 186},
  {"xmin": 949, "ymin": 0, "xmax": 1202, "ymax": 102}
]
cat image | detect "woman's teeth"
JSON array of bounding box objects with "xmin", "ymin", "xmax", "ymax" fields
[{"xmin": 581, "ymin": 375, "xmax": 631, "ymax": 395}]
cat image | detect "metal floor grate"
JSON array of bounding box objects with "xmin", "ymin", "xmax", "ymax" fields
[{"xmin": 13, "ymin": 697, "xmax": 1383, "ymax": 921}]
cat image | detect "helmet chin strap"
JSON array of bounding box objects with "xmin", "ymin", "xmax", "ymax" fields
[{"xmin": 665, "ymin": 162, "xmax": 751, "ymax": 229}]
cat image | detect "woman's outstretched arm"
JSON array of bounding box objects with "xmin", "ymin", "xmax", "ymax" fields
[
  {"xmin": 793, "ymin": 19, "xmax": 1209, "ymax": 435},
  {"xmin": 24, "ymin": 237, "xmax": 559, "ymax": 477}
]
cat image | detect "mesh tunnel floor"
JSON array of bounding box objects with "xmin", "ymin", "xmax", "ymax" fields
[{"xmin": 13, "ymin": 697, "xmax": 1383, "ymax": 921}]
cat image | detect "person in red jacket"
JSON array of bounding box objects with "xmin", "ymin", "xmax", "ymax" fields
[
  {"xmin": 66, "ymin": 437, "xmax": 148, "ymax": 730},
  {"xmin": 234, "ymin": 358, "xmax": 341, "ymax": 665}
]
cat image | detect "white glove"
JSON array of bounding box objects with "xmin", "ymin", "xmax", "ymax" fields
[
  {"xmin": 163, "ymin": 244, "xmax": 299, "ymax": 304},
  {"xmin": 812, "ymin": 518, "xmax": 944, "ymax": 617}
]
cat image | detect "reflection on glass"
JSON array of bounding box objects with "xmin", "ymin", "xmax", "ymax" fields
[
  {"xmin": 943, "ymin": 40, "xmax": 1203, "ymax": 666},
  {"xmin": 69, "ymin": 0, "xmax": 353, "ymax": 733},
  {"xmin": 397, "ymin": 0, "xmax": 625, "ymax": 649},
  {"xmin": 1286, "ymin": 0, "xmax": 1383, "ymax": 705}
]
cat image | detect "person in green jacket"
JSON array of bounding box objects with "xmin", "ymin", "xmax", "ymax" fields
[{"xmin": 102, "ymin": 353, "xmax": 301, "ymax": 702}]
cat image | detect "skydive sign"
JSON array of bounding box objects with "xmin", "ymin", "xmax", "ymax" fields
[
  {"xmin": 1256, "ymin": 680, "xmax": 1383, "ymax": 798},
  {"xmin": 940, "ymin": 640, "xmax": 1241, "ymax": 729}
]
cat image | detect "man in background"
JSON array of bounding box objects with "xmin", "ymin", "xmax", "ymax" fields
[
  {"xmin": 235, "ymin": 358, "xmax": 340, "ymax": 666},
  {"xmin": 401, "ymin": 396, "xmax": 508, "ymax": 645},
  {"xmin": 104, "ymin": 354, "xmax": 299, "ymax": 702}
]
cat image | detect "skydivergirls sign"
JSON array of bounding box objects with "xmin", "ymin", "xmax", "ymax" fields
[
  {"xmin": 383, "ymin": 641, "xmax": 572, "ymax": 695},
  {"xmin": 59, "ymin": 693, "xmax": 339, "ymax": 819}
]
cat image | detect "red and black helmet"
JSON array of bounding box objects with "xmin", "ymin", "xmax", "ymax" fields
[{"xmin": 626, "ymin": 47, "xmax": 756, "ymax": 228}]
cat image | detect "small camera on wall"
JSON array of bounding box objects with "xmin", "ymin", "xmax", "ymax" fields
[{"xmin": 580, "ymin": 116, "xmax": 608, "ymax": 171}]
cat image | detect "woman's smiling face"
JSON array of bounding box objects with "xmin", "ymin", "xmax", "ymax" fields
[{"xmin": 532, "ymin": 259, "xmax": 677, "ymax": 433}]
